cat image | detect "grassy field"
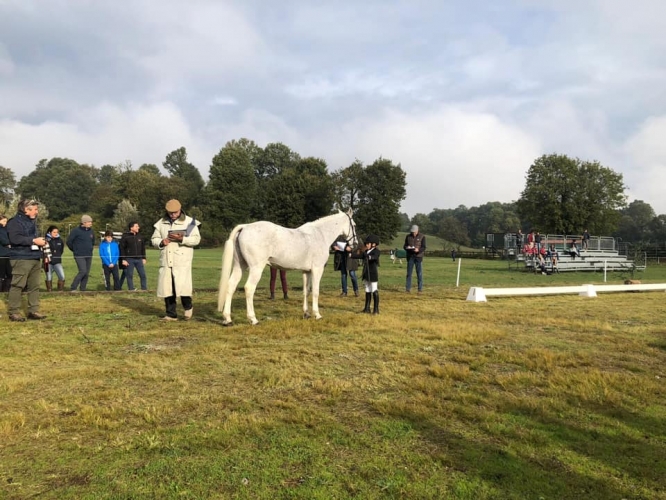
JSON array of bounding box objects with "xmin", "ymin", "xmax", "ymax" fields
[{"xmin": 1, "ymin": 249, "xmax": 665, "ymax": 499}]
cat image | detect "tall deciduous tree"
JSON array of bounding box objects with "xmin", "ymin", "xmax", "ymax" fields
[
  {"xmin": 252, "ymin": 142, "xmax": 301, "ymax": 220},
  {"xmin": 17, "ymin": 158, "xmax": 98, "ymax": 220},
  {"xmin": 262, "ymin": 168, "xmax": 306, "ymax": 227},
  {"xmin": 0, "ymin": 165, "xmax": 17, "ymax": 207},
  {"xmin": 331, "ymin": 159, "xmax": 363, "ymax": 213},
  {"xmin": 438, "ymin": 216, "xmax": 471, "ymax": 247},
  {"xmin": 354, "ymin": 158, "xmax": 407, "ymax": 244},
  {"xmin": 517, "ymin": 154, "xmax": 626, "ymax": 235},
  {"xmin": 295, "ymin": 157, "xmax": 334, "ymax": 222},
  {"xmin": 206, "ymin": 142, "xmax": 257, "ymax": 230},
  {"xmin": 410, "ymin": 213, "xmax": 433, "ymax": 234},
  {"xmin": 162, "ymin": 147, "xmax": 205, "ymax": 209},
  {"xmin": 613, "ymin": 200, "xmax": 657, "ymax": 242}
]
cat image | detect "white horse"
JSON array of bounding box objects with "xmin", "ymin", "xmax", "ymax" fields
[{"xmin": 217, "ymin": 209, "xmax": 358, "ymax": 325}]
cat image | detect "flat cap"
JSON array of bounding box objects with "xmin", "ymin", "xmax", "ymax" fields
[{"xmin": 165, "ymin": 199, "xmax": 181, "ymax": 212}]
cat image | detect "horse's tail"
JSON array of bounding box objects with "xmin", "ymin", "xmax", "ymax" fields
[{"xmin": 217, "ymin": 224, "xmax": 245, "ymax": 312}]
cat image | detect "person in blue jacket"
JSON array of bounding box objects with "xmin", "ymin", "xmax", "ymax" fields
[{"xmin": 99, "ymin": 230, "xmax": 121, "ymax": 291}]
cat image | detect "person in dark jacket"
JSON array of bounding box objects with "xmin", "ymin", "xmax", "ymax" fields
[
  {"xmin": 45, "ymin": 225, "xmax": 66, "ymax": 291},
  {"xmin": 351, "ymin": 234, "xmax": 381, "ymax": 314},
  {"xmin": 6, "ymin": 199, "xmax": 48, "ymax": 321},
  {"xmin": 332, "ymin": 238, "xmax": 359, "ymax": 297},
  {"xmin": 404, "ymin": 224, "xmax": 426, "ymax": 293},
  {"xmin": 67, "ymin": 214, "xmax": 95, "ymax": 291},
  {"xmin": 120, "ymin": 221, "xmax": 148, "ymax": 291},
  {"xmin": 0, "ymin": 214, "xmax": 12, "ymax": 293}
]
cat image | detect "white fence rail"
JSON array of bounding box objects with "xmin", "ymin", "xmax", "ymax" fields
[{"xmin": 467, "ymin": 283, "xmax": 666, "ymax": 302}]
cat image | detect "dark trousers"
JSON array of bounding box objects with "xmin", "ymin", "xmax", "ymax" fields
[
  {"xmin": 8, "ymin": 259, "xmax": 41, "ymax": 314},
  {"xmin": 126, "ymin": 258, "xmax": 147, "ymax": 290},
  {"xmin": 71, "ymin": 256, "xmax": 92, "ymax": 291},
  {"xmin": 0, "ymin": 257, "xmax": 12, "ymax": 280},
  {"xmin": 164, "ymin": 274, "xmax": 192, "ymax": 318},
  {"xmin": 103, "ymin": 264, "xmax": 121, "ymax": 290},
  {"xmin": 0, "ymin": 257, "xmax": 12, "ymax": 292},
  {"xmin": 270, "ymin": 268, "xmax": 288, "ymax": 295}
]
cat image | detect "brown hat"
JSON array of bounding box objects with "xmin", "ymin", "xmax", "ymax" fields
[
  {"xmin": 81, "ymin": 215, "xmax": 93, "ymax": 223},
  {"xmin": 165, "ymin": 199, "xmax": 181, "ymax": 212}
]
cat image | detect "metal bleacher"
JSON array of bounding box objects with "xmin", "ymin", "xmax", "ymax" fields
[{"xmin": 506, "ymin": 234, "xmax": 645, "ymax": 273}]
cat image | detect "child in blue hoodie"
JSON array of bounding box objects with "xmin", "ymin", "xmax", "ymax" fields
[{"xmin": 99, "ymin": 230, "xmax": 121, "ymax": 291}]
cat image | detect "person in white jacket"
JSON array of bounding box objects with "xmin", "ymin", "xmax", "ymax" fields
[{"xmin": 151, "ymin": 199, "xmax": 201, "ymax": 321}]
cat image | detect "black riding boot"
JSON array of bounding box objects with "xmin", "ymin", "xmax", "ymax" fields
[
  {"xmin": 372, "ymin": 290, "xmax": 379, "ymax": 315},
  {"xmin": 362, "ymin": 292, "xmax": 371, "ymax": 313}
]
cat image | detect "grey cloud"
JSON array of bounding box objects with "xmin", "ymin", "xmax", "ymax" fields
[{"xmin": 1, "ymin": 0, "xmax": 666, "ymax": 215}]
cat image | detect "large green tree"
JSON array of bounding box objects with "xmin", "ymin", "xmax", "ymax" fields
[
  {"xmin": 206, "ymin": 142, "xmax": 257, "ymax": 230},
  {"xmin": 516, "ymin": 154, "xmax": 626, "ymax": 235},
  {"xmin": 0, "ymin": 165, "xmax": 16, "ymax": 207},
  {"xmin": 353, "ymin": 158, "xmax": 407, "ymax": 244},
  {"xmin": 17, "ymin": 158, "xmax": 98, "ymax": 220},
  {"xmin": 613, "ymin": 200, "xmax": 659, "ymax": 243},
  {"xmin": 162, "ymin": 147, "xmax": 205, "ymax": 209},
  {"xmin": 437, "ymin": 216, "xmax": 471, "ymax": 247},
  {"xmin": 251, "ymin": 142, "xmax": 301, "ymax": 220},
  {"xmin": 331, "ymin": 159, "xmax": 364, "ymax": 213},
  {"xmin": 295, "ymin": 157, "xmax": 334, "ymax": 222}
]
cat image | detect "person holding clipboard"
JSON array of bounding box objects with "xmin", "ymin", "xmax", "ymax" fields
[{"xmin": 151, "ymin": 199, "xmax": 201, "ymax": 321}]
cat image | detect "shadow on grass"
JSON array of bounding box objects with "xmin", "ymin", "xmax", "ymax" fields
[
  {"xmin": 386, "ymin": 405, "xmax": 648, "ymax": 500},
  {"xmin": 492, "ymin": 400, "xmax": 666, "ymax": 498}
]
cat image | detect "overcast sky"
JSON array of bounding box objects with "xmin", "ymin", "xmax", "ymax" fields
[{"xmin": 2, "ymin": 0, "xmax": 666, "ymax": 217}]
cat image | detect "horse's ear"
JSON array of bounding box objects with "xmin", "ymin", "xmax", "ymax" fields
[{"xmin": 346, "ymin": 208, "xmax": 354, "ymax": 217}]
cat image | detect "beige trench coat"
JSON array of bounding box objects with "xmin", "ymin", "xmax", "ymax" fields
[{"xmin": 151, "ymin": 214, "xmax": 201, "ymax": 298}]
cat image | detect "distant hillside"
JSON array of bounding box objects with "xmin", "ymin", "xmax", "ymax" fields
[{"xmin": 383, "ymin": 232, "xmax": 474, "ymax": 252}]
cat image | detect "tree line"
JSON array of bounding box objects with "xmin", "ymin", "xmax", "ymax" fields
[
  {"xmin": 2, "ymin": 149, "xmax": 663, "ymax": 248},
  {"xmin": 0, "ymin": 140, "xmax": 406, "ymax": 247},
  {"xmin": 407, "ymin": 154, "xmax": 666, "ymax": 248}
]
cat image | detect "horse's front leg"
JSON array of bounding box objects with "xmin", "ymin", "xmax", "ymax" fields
[
  {"xmin": 302, "ymin": 272, "xmax": 311, "ymax": 319},
  {"xmin": 244, "ymin": 266, "xmax": 264, "ymax": 325},
  {"xmin": 310, "ymin": 268, "xmax": 323, "ymax": 320}
]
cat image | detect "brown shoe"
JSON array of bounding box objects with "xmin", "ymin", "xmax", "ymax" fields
[
  {"xmin": 9, "ymin": 313, "xmax": 26, "ymax": 322},
  {"xmin": 161, "ymin": 316, "xmax": 178, "ymax": 322},
  {"xmin": 27, "ymin": 312, "xmax": 47, "ymax": 320}
]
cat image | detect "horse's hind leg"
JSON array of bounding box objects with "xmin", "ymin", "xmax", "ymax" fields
[
  {"xmin": 310, "ymin": 269, "xmax": 323, "ymax": 320},
  {"xmin": 223, "ymin": 260, "xmax": 243, "ymax": 325},
  {"xmin": 244, "ymin": 265, "xmax": 264, "ymax": 325},
  {"xmin": 302, "ymin": 272, "xmax": 311, "ymax": 319}
]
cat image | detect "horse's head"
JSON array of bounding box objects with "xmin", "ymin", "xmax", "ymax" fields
[{"xmin": 342, "ymin": 208, "xmax": 358, "ymax": 248}]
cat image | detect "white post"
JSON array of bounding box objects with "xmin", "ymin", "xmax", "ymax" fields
[
  {"xmin": 456, "ymin": 258, "xmax": 462, "ymax": 287},
  {"xmin": 604, "ymin": 260, "xmax": 607, "ymax": 282}
]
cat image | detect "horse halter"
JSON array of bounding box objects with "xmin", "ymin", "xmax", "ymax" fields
[{"xmin": 344, "ymin": 213, "xmax": 358, "ymax": 247}]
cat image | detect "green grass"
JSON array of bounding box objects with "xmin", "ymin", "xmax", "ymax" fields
[{"xmin": 1, "ymin": 249, "xmax": 666, "ymax": 499}]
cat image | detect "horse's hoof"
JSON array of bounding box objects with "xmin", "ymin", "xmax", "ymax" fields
[
  {"xmin": 250, "ymin": 319, "xmax": 259, "ymax": 326},
  {"xmin": 315, "ymin": 314, "xmax": 323, "ymax": 320},
  {"xmin": 222, "ymin": 321, "xmax": 233, "ymax": 327},
  {"xmin": 303, "ymin": 313, "xmax": 311, "ymax": 320}
]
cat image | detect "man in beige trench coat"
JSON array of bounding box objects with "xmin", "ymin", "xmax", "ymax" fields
[{"xmin": 151, "ymin": 199, "xmax": 201, "ymax": 321}]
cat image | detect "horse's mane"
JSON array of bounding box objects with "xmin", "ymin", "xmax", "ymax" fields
[{"xmin": 298, "ymin": 211, "xmax": 346, "ymax": 229}]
